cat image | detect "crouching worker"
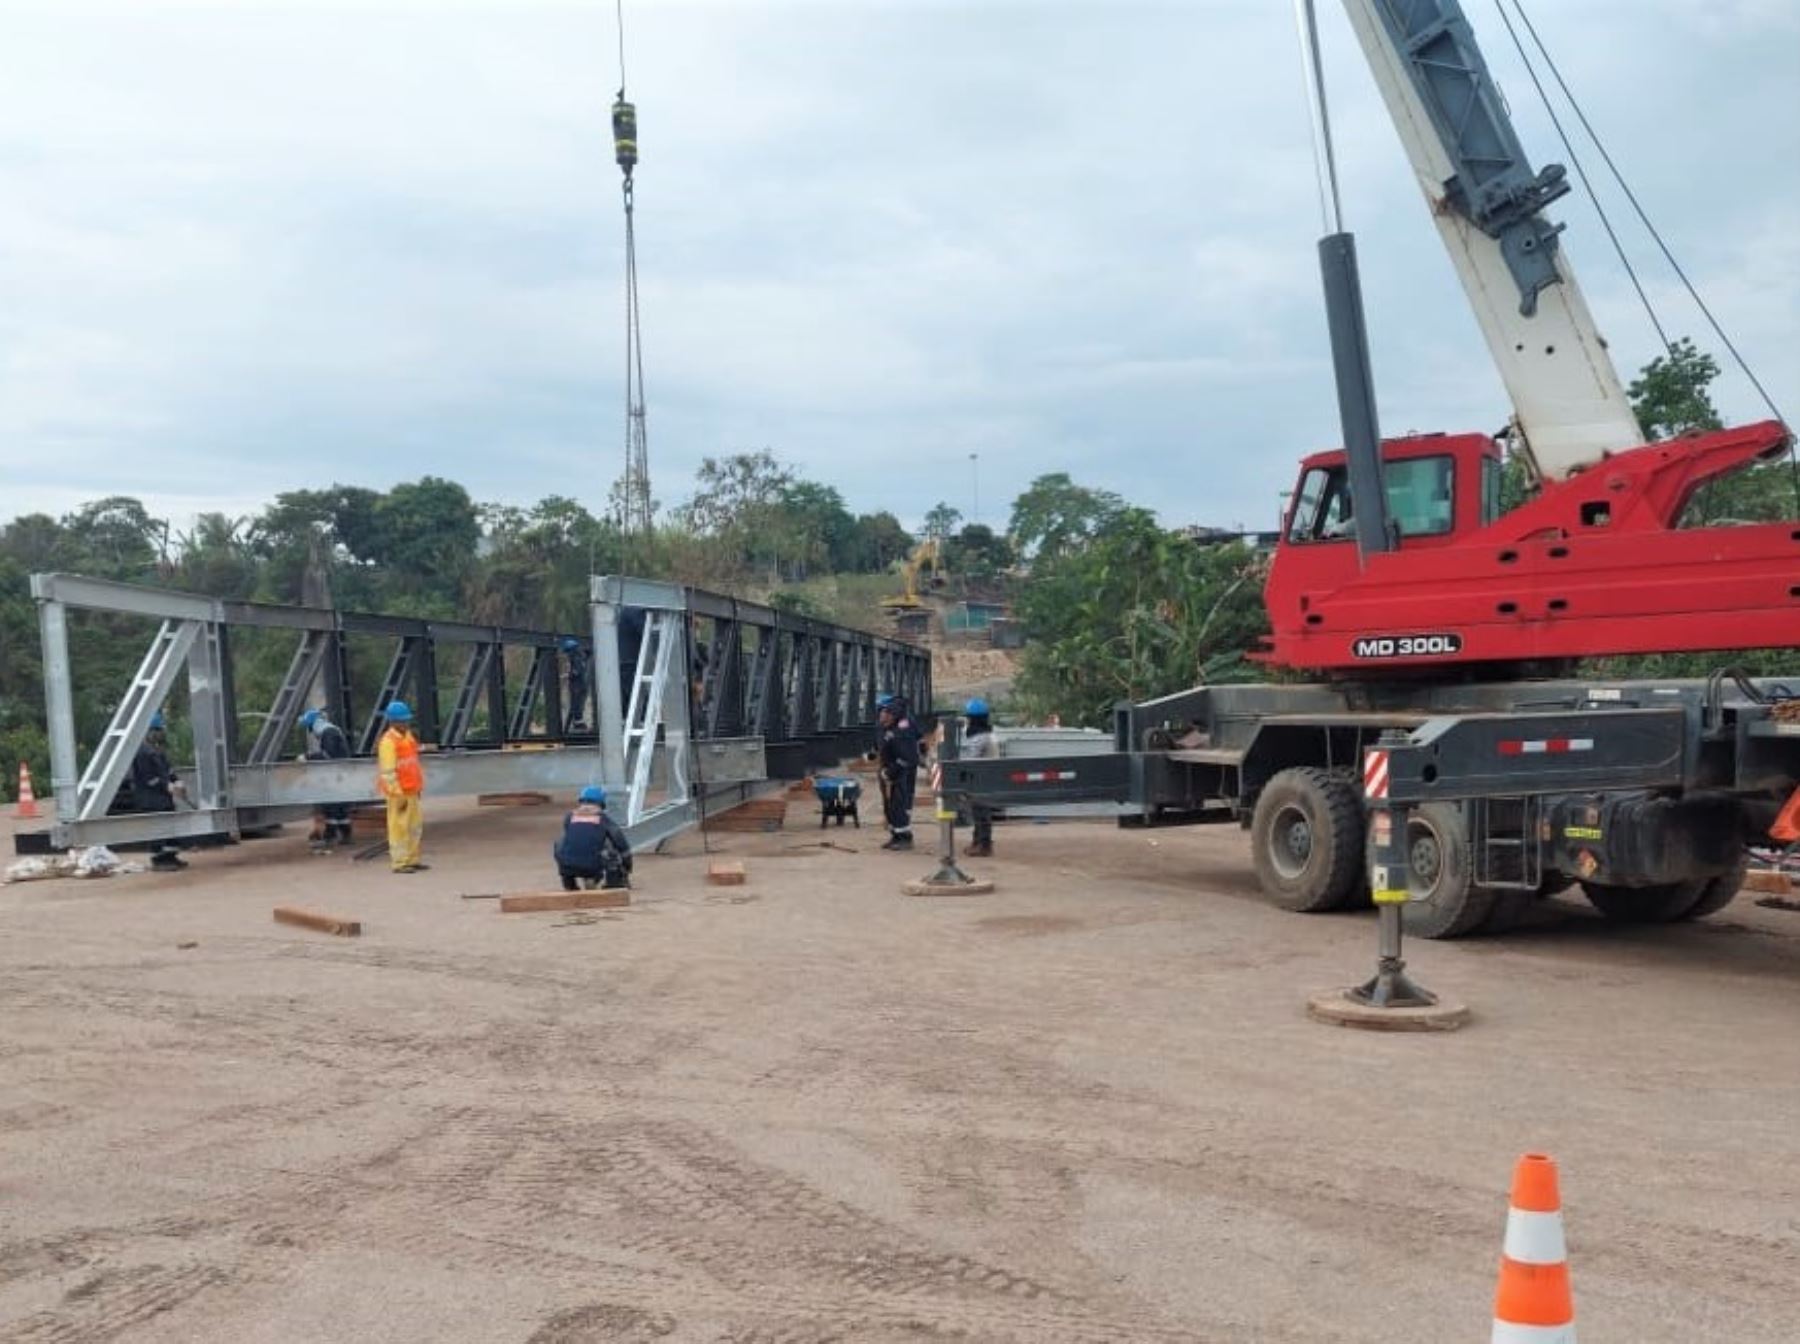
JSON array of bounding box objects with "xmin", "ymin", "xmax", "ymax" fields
[{"xmin": 554, "ymin": 785, "xmax": 633, "ymax": 890}]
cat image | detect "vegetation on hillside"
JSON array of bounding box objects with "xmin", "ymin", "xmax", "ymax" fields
[{"xmin": 4, "ymin": 339, "xmax": 1794, "ymax": 787}]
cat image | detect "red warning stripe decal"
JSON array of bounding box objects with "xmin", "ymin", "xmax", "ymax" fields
[
  {"xmin": 1497, "ymin": 738, "xmax": 1596, "ymax": 756},
  {"xmin": 1363, "ymin": 749, "xmax": 1390, "ymax": 800}
]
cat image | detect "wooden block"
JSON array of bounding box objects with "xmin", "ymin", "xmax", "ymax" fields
[
  {"xmin": 710, "ymin": 798, "xmax": 788, "ymax": 833},
  {"xmin": 477, "ymin": 791, "xmax": 552, "ymax": 807},
  {"xmin": 498, "ymin": 889, "xmax": 632, "ymax": 914},
  {"xmin": 273, "ymin": 905, "xmax": 362, "ymax": 937},
  {"xmin": 1742, "ymin": 868, "xmax": 1796, "ymax": 894},
  {"xmin": 707, "ymin": 861, "xmax": 747, "ymax": 886}
]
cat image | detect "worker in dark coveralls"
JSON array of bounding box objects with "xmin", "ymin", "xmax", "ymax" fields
[
  {"xmin": 561, "ymin": 637, "xmax": 589, "ymax": 733},
  {"xmin": 299, "ymin": 707, "xmax": 353, "ymax": 849},
  {"xmin": 553, "ymin": 785, "xmax": 633, "ymax": 890},
  {"xmin": 877, "ymin": 695, "xmax": 921, "ymax": 851},
  {"xmin": 125, "ymin": 711, "xmax": 187, "ymax": 871}
]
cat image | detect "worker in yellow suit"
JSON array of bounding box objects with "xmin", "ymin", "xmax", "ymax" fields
[{"xmin": 376, "ymin": 700, "xmax": 427, "ymax": 873}]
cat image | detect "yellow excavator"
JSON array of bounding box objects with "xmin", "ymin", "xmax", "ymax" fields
[{"xmin": 881, "ymin": 538, "xmax": 945, "ymax": 611}]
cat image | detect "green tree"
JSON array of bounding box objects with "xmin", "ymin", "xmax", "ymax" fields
[
  {"xmin": 921, "ymin": 502, "xmax": 962, "ymax": 543},
  {"xmin": 1625, "ymin": 338, "xmax": 1795, "ymax": 527},
  {"xmin": 1007, "ymin": 473, "xmax": 1126, "ymax": 564},
  {"xmin": 370, "ymin": 478, "xmax": 480, "ymax": 582},
  {"xmin": 943, "ymin": 522, "xmax": 1012, "ymax": 581},
  {"xmin": 1628, "ymin": 338, "xmax": 1723, "ymax": 441},
  {"xmin": 60, "ymin": 497, "xmax": 164, "ymax": 576},
  {"xmin": 470, "ymin": 495, "xmax": 620, "ymax": 629},
  {"xmin": 848, "ymin": 511, "xmax": 913, "ymax": 572},
  {"xmin": 173, "ymin": 513, "xmax": 256, "ymax": 599},
  {"xmin": 677, "ymin": 450, "xmax": 798, "ymax": 582},
  {"xmin": 680, "ymin": 450, "xmax": 794, "ymax": 536},
  {"xmin": 774, "ymin": 481, "xmax": 857, "ymax": 579},
  {"xmin": 1012, "ymin": 510, "xmax": 1267, "ymax": 726}
]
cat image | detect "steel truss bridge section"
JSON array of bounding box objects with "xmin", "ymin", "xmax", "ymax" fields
[{"xmin": 30, "ymin": 572, "xmax": 929, "ymax": 853}]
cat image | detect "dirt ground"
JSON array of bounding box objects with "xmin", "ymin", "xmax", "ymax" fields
[{"xmin": 2, "ymin": 799, "xmax": 1797, "ymax": 1343}]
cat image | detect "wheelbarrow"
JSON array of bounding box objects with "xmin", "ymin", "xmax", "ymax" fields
[{"xmin": 813, "ymin": 776, "xmax": 862, "ymax": 828}]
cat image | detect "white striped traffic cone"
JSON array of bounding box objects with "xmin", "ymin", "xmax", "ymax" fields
[
  {"xmin": 15, "ymin": 762, "xmax": 39, "ymax": 820},
  {"xmin": 1492, "ymin": 1152, "xmax": 1576, "ymax": 1342}
]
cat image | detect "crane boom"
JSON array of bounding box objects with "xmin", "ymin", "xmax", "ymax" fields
[{"xmin": 1339, "ymin": 0, "xmax": 1644, "ymax": 481}]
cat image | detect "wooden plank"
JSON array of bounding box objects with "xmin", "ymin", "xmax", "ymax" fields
[
  {"xmin": 707, "ymin": 860, "xmax": 747, "ymax": 887},
  {"xmin": 273, "ymin": 905, "xmax": 362, "ymax": 937},
  {"xmin": 498, "ymin": 889, "xmax": 632, "ymax": 914},
  {"xmin": 477, "ymin": 791, "xmax": 553, "ymax": 807},
  {"xmin": 1743, "ymin": 868, "xmax": 1796, "ymax": 895}
]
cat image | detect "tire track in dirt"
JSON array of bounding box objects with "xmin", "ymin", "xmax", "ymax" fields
[
  {"xmin": 0, "ymin": 1264, "xmax": 229, "ymax": 1344},
  {"xmin": 373, "ymin": 1107, "xmax": 1209, "ymax": 1341}
]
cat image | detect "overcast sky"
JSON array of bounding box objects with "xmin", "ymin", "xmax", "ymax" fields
[{"xmin": 1, "ymin": 0, "xmax": 1795, "ymax": 539}]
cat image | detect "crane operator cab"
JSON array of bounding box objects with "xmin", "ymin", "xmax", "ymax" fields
[{"xmin": 1281, "ymin": 432, "xmax": 1502, "ymax": 550}]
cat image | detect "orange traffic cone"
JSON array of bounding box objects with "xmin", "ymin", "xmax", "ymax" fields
[
  {"xmin": 1771, "ymin": 784, "xmax": 1800, "ymax": 844},
  {"xmin": 1492, "ymin": 1153, "xmax": 1576, "ymax": 1342},
  {"xmin": 15, "ymin": 762, "xmax": 40, "ymax": 820}
]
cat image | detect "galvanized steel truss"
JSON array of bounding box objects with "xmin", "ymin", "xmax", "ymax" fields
[{"xmin": 30, "ymin": 572, "xmax": 929, "ymax": 852}]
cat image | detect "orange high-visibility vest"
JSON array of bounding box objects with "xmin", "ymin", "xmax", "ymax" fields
[{"xmin": 378, "ymin": 727, "xmax": 424, "ymax": 796}]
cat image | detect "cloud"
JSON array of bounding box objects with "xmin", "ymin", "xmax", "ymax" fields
[{"xmin": 0, "ymin": 0, "xmax": 1793, "ymax": 543}]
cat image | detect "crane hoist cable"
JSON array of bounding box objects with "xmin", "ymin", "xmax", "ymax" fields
[
  {"xmin": 1494, "ymin": 0, "xmax": 1797, "ymax": 510},
  {"xmin": 613, "ymin": 0, "xmax": 652, "ymax": 546},
  {"xmin": 1488, "ymin": 0, "xmax": 1671, "ymax": 355}
]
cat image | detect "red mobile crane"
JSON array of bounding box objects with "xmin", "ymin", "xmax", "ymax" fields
[{"xmin": 948, "ymin": 0, "xmax": 1800, "ymax": 938}]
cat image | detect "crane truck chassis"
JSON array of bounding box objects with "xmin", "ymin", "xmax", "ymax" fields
[
  {"xmin": 943, "ymin": 673, "xmax": 1800, "ymax": 938},
  {"xmin": 936, "ymin": 0, "xmax": 1800, "ymax": 937}
]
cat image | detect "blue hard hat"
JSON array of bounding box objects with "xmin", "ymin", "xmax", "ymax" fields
[
  {"xmin": 578, "ymin": 785, "xmax": 606, "ymax": 806},
  {"xmin": 965, "ymin": 698, "xmax": 989, "ymax": 716},
  {"xmin": 561, "ymin": 636, "xmax": 580, "ymax": 652},
  {"xmin": 385, "ymin": 700, "xmax": 413, "ymax": 723},
  {"xmin": 875, "ymin": 693, "xmax": 896, "ymax": 709},
  {"xmin": 299, "ymin": 708, "xmax": 321, "ymax": 731},
  {"xmin": 149, "ymin": 711, "xmax": 166, "ymax": 730}
]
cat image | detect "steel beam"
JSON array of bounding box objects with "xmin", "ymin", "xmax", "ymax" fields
[
  {"xmin": 30, "ymin": 572, "xmax": 220, "ymax": 622},
  {"xmin": 37, "ymin": 599, "xmax": 80, "ymax": 820}
]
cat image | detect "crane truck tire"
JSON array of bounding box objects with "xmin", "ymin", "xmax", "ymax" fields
[
  {"xmin": 1479, "ymin": 870, "xmax": 1571, "ymax": 935},
  {"xmin": 1250, "ymin": 767, "xmax": 1364, "ymax": 913},
  {"xmin": 1588, "ymin": 853, "xmax": 1752, "ymax": 924},
  {"xmin": 1580, "ymin": 879, "xmax": 1704, "ymax": 922},
  {"xmin": 1393, "ymin": 802, "xmax": 1494, "ymax": 939},
  {"xmin": 1676, "ymin": 854, "xmax": 1750, "ymax": 921}
]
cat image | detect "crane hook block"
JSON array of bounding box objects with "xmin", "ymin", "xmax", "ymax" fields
[{"xmin": 612, "ymin": 97, "xmax": 638, "ymax": 174}]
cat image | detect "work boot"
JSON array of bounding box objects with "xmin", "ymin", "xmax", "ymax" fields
[
  {"xmin": 964, "ymin": 841, "xmax": 993, "ymax": 858},
  {"xmin": 151, "ymin": 852, "xmax": 188, "ymax": 872},
  {"xmin": 880, "ymin": 833, "xmax": 913, "ymax": 851}
]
